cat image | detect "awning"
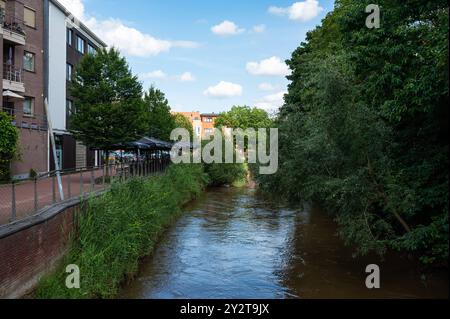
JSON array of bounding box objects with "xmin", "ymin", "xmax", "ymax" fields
[{"xmin": 3, "ymin": 90, "xmax": 24, "ymax": 100}]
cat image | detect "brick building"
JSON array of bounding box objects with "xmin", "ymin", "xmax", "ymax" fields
[
  {"xmin": 0, "ymin": 0, "xmax": 105, "ymax": 179},
  {"xmin": 174, "ymin": 111, "xmax": 221, "ymax": 140}
]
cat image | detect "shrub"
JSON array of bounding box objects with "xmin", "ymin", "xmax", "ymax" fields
[{"xmin": 35, "ymin": 164, "xmax": 208, "ymax": 299}]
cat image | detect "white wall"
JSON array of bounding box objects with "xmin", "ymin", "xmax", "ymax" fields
[{"xmin": 48, "ymin": 2, "xmax": 67, "ymax": 132}]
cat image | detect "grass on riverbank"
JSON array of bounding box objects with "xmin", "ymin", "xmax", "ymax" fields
[{"xmin": 34, "ymin": 164, "xmax": 209, "ymax": 299}]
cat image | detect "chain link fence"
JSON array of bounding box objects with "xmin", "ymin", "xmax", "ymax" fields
[{"xmin": 0, "ymin": 157, "xmax": 171, "ymax": 226}]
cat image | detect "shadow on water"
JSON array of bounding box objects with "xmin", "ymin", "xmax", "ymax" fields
[{"xmin": 120, "ymin": 187, "xmax": 449, "ymax": 299}]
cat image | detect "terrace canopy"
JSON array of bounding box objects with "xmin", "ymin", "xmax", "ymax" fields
[{"xmin": 111, "ymin": 137, "xmax": 174, "ymax": 151}]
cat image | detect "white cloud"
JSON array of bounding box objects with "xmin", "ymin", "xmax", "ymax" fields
[
  {"xmin": 204, "ymin": 81, "xmax": 243, "ymax": 99},
  {"xmin": 258, "ymin": 83, "xmax": 277, "ymax": 91},
  {"xmin": 211, "ymin": 20, "xmax": 245, "ymax": 36},
  {"xmin": 246, "ymin": 56, "xmax": 291, "ymax": 76},
  {"xmin": 59, "ymin": 0, "xmax": 199, "ymax": 57},
  {"xmin": 140, "ymin": 70, "xmax": 167, "ymax": 79},
  {"xmin": 268, "ymin": 0, "xmax": 323, "ymax": 22},
  {"xmin": 178, "ymin": 72, "xmax": 196, "ymax": 82},
  {"xmin": 59, "ymin": 0, "xmax": 85, "ymax": 20},
  {"xmin": 252, "ymin": 24, "xmax": 266, "ymax": 33},
  {"xmin": 255, "ymin": 91, "xmax": 287, "ymax": 111}
]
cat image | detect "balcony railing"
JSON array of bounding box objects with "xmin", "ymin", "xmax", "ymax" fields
[
  {"xmin": 0, "ymin": 10, "xmax": 26, "ymax": 36},
  {"xmin": 3, "ymin": 64, "xmax": 23, "ymax": 83}
]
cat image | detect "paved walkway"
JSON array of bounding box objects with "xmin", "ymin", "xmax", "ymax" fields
[{"xmin": 0, "ymin": 168, "xmax": 108, "ymax": 226}]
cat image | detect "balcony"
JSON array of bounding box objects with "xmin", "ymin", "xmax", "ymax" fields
[
  {"xmin": 3, "ymin": 64, "xmax": 25, "ymax": 93},
  {"xmin": 0, "ymin": 10, "xmax": 26, "ymax": 46}
]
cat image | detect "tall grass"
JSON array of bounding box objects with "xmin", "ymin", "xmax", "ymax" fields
[{"xmin": 34, "ymin": 164, "xmax": 208, "ymax": 299}]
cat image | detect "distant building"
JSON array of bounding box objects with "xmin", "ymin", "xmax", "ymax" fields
[
  {"xmin": 200, "ymin": 113, "xmax": 219, "ymax": 139},
  {"xmin": 173, "ymin": 112, "xmax": 221, "ymax": 140}
]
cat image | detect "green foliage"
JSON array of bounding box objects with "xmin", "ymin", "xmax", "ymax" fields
[
  {"xmin": 34, "ymin": 164, "xmax": 208, "ymax": 299},
  {"xmin": 173, "ymin": 113, "xmax": 194, "ymax": 139},
  {"xmin": 215, "ymin": 106, "xmax": 273, "ymax": 130},
  {"xmin": 0, "ymin": 112, "xmax": 19, "ymax": 181},
  {"xmin": 69, "ymin": 48, "xmax": 148, "ymax": 150},
  {"xmin": 201, "ymin": 138, "xmax": 247, "ymax": 187},
  {"xmin": 257, "ymin": 0, "xmax": 449, "ymax": 266},
  {"xmin": 144, "ymin": 86, "xmax": 176, "ymax": 140}
]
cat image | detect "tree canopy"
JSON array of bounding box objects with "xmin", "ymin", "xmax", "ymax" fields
[
  {"xmin": 144, "ymin": 87, "xmax": 176, "ymax": 141},
  {"xmin": 215, "ymin": 106, "xmax": 273, "ymax": 130},
  {"xmin": 173, "ymin": 113, "xmax": 194, "ymax": 139},
  {"xmin": 257, "ymin": 0, "xmax": 449, "ymax": 266},
  {"xmin": 69, "ymin": 48, "xmax": 148, "ymax": 151}
]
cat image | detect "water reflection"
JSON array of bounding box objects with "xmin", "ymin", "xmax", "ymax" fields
[{"xmin": 120, "ymin": 188, "xmax": 448, "ymax": 299}]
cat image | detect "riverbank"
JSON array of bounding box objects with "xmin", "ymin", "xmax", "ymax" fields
[
  {"xmin": 34, "ymin": 164, "xmax": 208, "ymax": 299},
  {"xmin": 120, "ymin": 187, "xmax": 448, "ymax": 299}
]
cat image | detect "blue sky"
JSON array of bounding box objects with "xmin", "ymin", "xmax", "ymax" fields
[{"xmin": 60, "ymin": 0, "xmax": 334, "ymax": 114}]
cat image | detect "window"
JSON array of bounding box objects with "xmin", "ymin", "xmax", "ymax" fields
[
  {"xmin": 204, "ymin": 117, "xmax": 213, "ymax": 123},
  {"xmin": 23, "ymin": 97, "xmax": 35, "ymax": 116},
  {"xmin": 204, "ymin": 128, "xmax": 213, "ymax": 134},
  {"xmin": 88, "ymin": 44, "xmax": 96, "ymax": 55},
  {"xmin": 76, "ymin": 36, "xmax": 85, "ymax": 54},
  {"xmin": 24, "ymin": 7, "xmax": 36, "ymax": 28},
  {"xmin": 67, "ymin": 28, "xmax": 73, "ymax": 46},
  {"xmin": 66, "ymin": 63, "xmax": 73, "ymax": 81},
  {"xmin": 23, "ymin": 52, "xmax": 35, "ymax": 72},
  {"xmin": 66, "ymin": 100, "xmax": 74, "ymax": 114}
]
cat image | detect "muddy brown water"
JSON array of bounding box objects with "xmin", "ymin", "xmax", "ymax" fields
[{"xmin": 120, "ymin": 187, "xmax": 448, "ymax": 299}]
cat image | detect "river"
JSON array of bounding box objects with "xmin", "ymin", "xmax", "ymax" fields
[{"xmin": 120, "ymin": 187, "xmax": 448, "ymax": 299}]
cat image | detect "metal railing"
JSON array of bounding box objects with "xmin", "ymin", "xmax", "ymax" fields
[
  {"xmin": 3, "ymin": 63, "xmax": 23, "ymax": 83},
  {"xmin": 0, "ymin": 157, "xmax": 172, "ymax": 226},
  {"xmin": 1, "ymin": 10, "xmax": 26, "ymax": 36}
]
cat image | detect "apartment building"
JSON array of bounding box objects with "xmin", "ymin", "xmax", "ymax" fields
[
  {"xmin": 47, "ymin": 0, "xmax": 106, "ymax": 171},
  {"xmin": 1, "ymin": 0, "xmax": 47, "ymax": 179},
  {"xmin": 174, "ymin": 112, "xmax": 221, "ymax": 140},
  {"xmin": 200, "ymin": 113, "xmax": 219, "ymax": 139},
  {"xmin": 0, "ymin": 0, "xmax": 105, "ymax": 179}
]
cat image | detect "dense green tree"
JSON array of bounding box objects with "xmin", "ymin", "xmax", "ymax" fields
[
  {"xmin": 215, "ymin": 106, "xmax": 273, "ymax": 130},
  {"xmin": 144, "ymin": 87, "xmax": 176, "ymax": 141},
  {"xmin": 257, "ymin": 0, "xmax": 449, "ymax": 265},
  {"xmin": 0, "ymin": 112, "xmax": 19, "ymax": 181},
  {"xmin": 69, "ymin": 48, "xmax": 148, "ymax": 156},
  {"xmin": 173, "ymin": 113, "xmax": 194, "ymax": 139}
]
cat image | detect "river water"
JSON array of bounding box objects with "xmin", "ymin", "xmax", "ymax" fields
[{"xmin": 120, "ymin": 187, "xmax": 448, "ymax": 299}]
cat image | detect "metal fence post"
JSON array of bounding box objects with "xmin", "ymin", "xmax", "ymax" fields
[
  {"xmin": 102, "ymin": 165, "xmax": 106, "ymax": 187},
  {"xmin": 11, "ymin": 181, "xmax": 16, "ymax": 222},
  {"xmin": 91, "ymin": 169, "xmax": 95, "ymax": 192},
  {"xmin": 52, "ymin": 175, "xmax": 56, "ymax": 203},
  {"xmin": 80, "ymin": 171, "xmax": 83, "ymax": 197},
  {"xmin": 68, "ymin": 173, "xmax": 72, "ymax": 199},
  {"xmin": 34, "ymin": 178, "xmax": 38, "ymax": 212}
]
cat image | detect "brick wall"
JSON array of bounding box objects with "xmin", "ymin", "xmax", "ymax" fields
[{"xmin": 0, "ymin": 202, "xmax": 79, "ymax": 299}]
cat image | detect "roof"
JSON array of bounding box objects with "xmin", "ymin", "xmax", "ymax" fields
[
  {"xmin": 50, "ymin": 0, "xmax": 107, "ymax": 47},
  {"xmin": 200, "ymin": 113, "xmax": 220, "ymax": 117},
  {"xmin": 111, "ymin": 137, "xmax": 174, "ymax": 151}
]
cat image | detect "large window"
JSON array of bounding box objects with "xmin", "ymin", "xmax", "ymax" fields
[
  {"xmin": 23, "ymin": 52, "xmax": 35, "ymax": 72},
  {"xmin": 67, "ymin": 28, "xmax": 73, "ymax": 46},
  {"xmin": 66, "ymin": 63, "xmax": 73, "ymax": 81},
  {"xmin": 23, "ymin": 97, "xmax": 35, "ymax": 116},
  {"xmin": 24, "ymin": 7, "xmax": 36, "ymax": 28},
  {"xmin": 76, "ymin": 36, "xmax": 85, "ymax": 54},
  {"xmin": 88, "ymin": 44, "xmax": 96, "ymax": 55}
]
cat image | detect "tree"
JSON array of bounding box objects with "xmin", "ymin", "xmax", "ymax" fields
[
  {"xmin": 173, "ymin": 113, "xmax": 194, "ymax": 139},
  {"xmin": 215, "ymin": 106, "xmax": 272, "ymax": 130},
  {"xmin": 69, "ymin": 48, "xmax": 148, "ymax": 161},
  {"xmin": 0, "ymin": 112, "xmax": 19, "ymax": 181},
  {"xmin": 144, "ymin": 87, "xmax": 176, "ymax": 141},
  {"xmin": 257, "ymin": 0, "xmax": 449, "ymax": 266}
]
